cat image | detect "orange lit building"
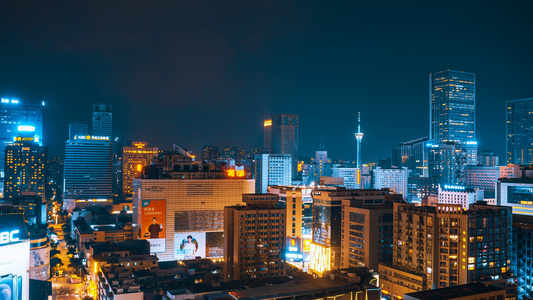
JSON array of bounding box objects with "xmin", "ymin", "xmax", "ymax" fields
[{"xmin": 122, "ymin": 141, "xmax": 158, "ymax": 196}]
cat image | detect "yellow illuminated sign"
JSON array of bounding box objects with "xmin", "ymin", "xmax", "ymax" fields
[
  {"xmin": 297, "ymin": 161, "xmax": 303, "ymax": 172},
  {"xmin": 133, "ymin": 142, "xmax": 147, "ymax": 149},
  {"xmin": 15, "ymin": 137, "xmax": 34, "ymax": 142},
  {"xmin": 264, "ymin": 120, "xmax": 272, "ymax": 127},
  {"xmin": 136, "ymin": 164, "xmax": 143, "ymax": 172},
  {"xmin": 226, "ymin": 168, "xmax": 245, "ymax": 178}
]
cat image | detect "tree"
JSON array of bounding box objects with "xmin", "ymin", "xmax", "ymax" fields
[
  {"xmin": 67, "ymin": 247, "xmax": 76, "ymax": 255},
  {"xmin": 69, "ymin": 257, "xmax": 84, "ymax": 276},
  {"xmin": 50, "ymin": 249, "xmax": 61, "ymax": 257}
]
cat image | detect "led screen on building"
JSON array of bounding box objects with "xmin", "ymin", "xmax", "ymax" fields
[
  {"xmin": 174, "ymin": 232, "xmax": 206, "ymax": 260},
  {"xmin": 139, "ymin": 199, "xmax": 166, "ymax": 253},
  {"xmin": 0, "ymin": 241, "xmax": 30, "ymax": 300},
  {"xmin": 507, "ymin": 186, "xmax": 533, "ymax": 204}
]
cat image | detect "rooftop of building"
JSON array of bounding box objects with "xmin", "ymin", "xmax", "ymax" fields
[
  {"xmin": 228, "ymin": 277, "xmax": 372, "ymax": 299},
  {"xmin": 498, "ymin": 177, "xmax": 533, "ymax": 184},
  {"xmin": 404, "ymin": 283, "xmax": 503, "ymax": 300}
]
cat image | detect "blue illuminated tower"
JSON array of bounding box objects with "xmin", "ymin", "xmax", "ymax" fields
[
  {"xmin": 355, "ymin": 112, "xmax": 364, "ymax": 187},
  {"xmin": 0, "ymin": 98, "xmax": 44, "ymax": 196}
]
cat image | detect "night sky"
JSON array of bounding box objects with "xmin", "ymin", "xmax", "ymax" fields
[{"xmin": 1, "ymin": 1, "xmax": 532, "ymax": 162}]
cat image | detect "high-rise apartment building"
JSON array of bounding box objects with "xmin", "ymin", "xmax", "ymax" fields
[
  {"xmin": 4, "ymin": 130, "xmax": 47, "ymax": 200},
  {"xmin": 340, "ymin": 191, "xmax": 398, "ymax": 270},
  {"xmin": 430, "ymin": 70, "xmax": 475, "ymax": 144},
  {"xmin": 122, "ymin": 141, "xmax": 158, "ymax": 196},
  {"xmin": 373, "ymin": 167, "xmax": 409, "ymax": 199},
  {"xmin": 224, "ymin": 194, "xmax": 285, "ymax": 281},
  {"xmin": 271, "ymin": 114, "xmax": 298, "ymax": 174},
  {"xmin": 512, "ymin": 215, "xmax": 533, "ymax": 300},
  {"xmin": 391, "ymin": 137, "xmax": 428, "ymax": 177},
  {"xmin": 268, "ymin": 185, "xmax": 313, "ymax": 265},
  {"xmin": 0, "ymin": 98, "xmax": 44, "ymax": 194},
  {"xmin": 379, "ymin": 203, "xmax": 512, "ymax": 298},
  {"xmin": 506, "ymin": 98, "xmax": 533, "ymax": 165},
  {"xmin": 92, "ymin": 102, "xmax": 112, "ymax": 137},
  {"xmin": 63, "ymin": 135, "xmax": 113, "ymax": 210},
  {"xmin": 254, "ymin": 154, "xmax": 292, "ymax": 193}
]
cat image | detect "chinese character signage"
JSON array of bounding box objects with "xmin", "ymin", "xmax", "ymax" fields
[{"xmin": 139, "ymin": 200, "xmax": 166, "ymax": 253}]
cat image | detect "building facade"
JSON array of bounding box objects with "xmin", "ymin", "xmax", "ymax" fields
[
  {"xmin": 373, "ymin": 167, "xmax": 409, "ymax": 199},
  {"xmin": 254, "ymin": 154, "xmax": 292, "ymax": 193},
  {"xmin": 465, "ymin": 165, "xmax": 499, "ymax": 199},
  {"xmin": 122, "ymin": 141, "xmax": 158, "ymax": 196},
  {"xmin": 0, "ymin": 98, "xmax": 44, "ymax": 195},
  {"xmin": 224, "ymin": 194, "xmax": 285, "ymax": 281},
  {"xmin": 271, "ymin": 114, "xmax": 298, "ymax": 174},
  {"xmin": 496, "ymin": 179, "xmax": 533, "ymax": 216},
  {"xmin": 92, "ymin": 102, "xmax": 112, "ymax": 137},
  {"xmin": 63, "ymin": 135, "xmax": 113, "ymax": 209},
  {"xmin": 379, "ymin": 203, "xmax": 512, "ymax": 299},
  {"xmin": 392, "ymin": 137, "xmax": 429, "ymax": 178},
  {"xmin": 340, "ymin": 191, "xmax": 396, "ymax": 270},
  {"xmin": 430, "ymin": 70, "xmax": 475, "ymax": 144},
  {"xmin": 4, "ymin": 135, "xmax": 47, "ymax": 200},
  {"xmin": 427, "ymin": 141, "xmax": 478, "ymax": 186},
  {"xmin": 133, "ymin": 178, "xmax": 254, "ymax": 261},
  {"xmin": 506, "ymin": 98, "xmax": 533, "ymax": 165},
  {"xmin": 438, "ymin": 185, "xmax": 482, "ymax": 209}
]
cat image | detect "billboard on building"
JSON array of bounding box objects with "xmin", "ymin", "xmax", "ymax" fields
[
  {"xmin": 139, "ymin": 199, "xmax": 166, "ymax": 253},
  {"xmin": 30, "ymin": 247, "xmax": 50, "ymax": 268},
  {"xmin": 0, "ymin": 241, "xmax": 30, "ymax": 300},
  {"xmin": 312, "ymin": 205, "xmax": 331, "ymax": 245},
  {"xmin": 174, "ymin": 232, "xmax": 206, "ymax": 260}
]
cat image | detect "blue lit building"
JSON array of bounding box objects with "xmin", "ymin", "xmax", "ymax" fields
[
  {"xmin": 391, "ymin": 137, "xmax": 429, "ymax": 178},
  {"xmin": 427, "ymin": 141, "xmax": 478, "ymax": 186},
  {"xmin": 430, "ymin": 70, "xmax": 475, "ymax": 144},
  {"xmin": 254, "ymin": 153, "xmax": 292, "ymax": 193},
  {"xmin": 506, "ymin": 98, "xmax": 533, "ymax": 165},
  {"xmin": 63, "ymin": 135, "xmax": 113, "ymax": 210},
  {"xmin": 0, "ymin": 98, "xmax": 44, "ymax": 195},
  {"xmin": 92, "ymin": 102, "xmax": 112, "ymax": 137}
]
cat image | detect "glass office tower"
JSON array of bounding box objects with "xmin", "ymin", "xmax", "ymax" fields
[
  {"xmin": 64, "ymin": 135, "xmax": 113, "ymax": 201},
  {"xmin": 506, "ymin": 98, "xmax": 533, "ymax": 165},
  {"xmin": 0, "ymin": 98, "xmax": 44, "ymax": 195},
  {"xmin": 430, "ymin": 70, "xmax": 475, "ymax": 144}
]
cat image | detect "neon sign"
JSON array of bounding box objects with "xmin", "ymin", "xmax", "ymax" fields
[
  {"xmin": 0, "ymin": 230, "xmax": 20, "ymax": 244},
  {"xmin": 15, "ymin": 137, "xmax": 34, "ymax": 142},
  {"xmin": 74, "ymin": 135, "xmax": 110, "ymax": 141},
  {"xmin": 226, "ymin": 168, "xmax": 245, "ymax": 178}
]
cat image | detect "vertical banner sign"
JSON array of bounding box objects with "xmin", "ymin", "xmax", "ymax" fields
[{"xmin": 140, "ymin": 200, "xmax": 166, "ymax": 253}]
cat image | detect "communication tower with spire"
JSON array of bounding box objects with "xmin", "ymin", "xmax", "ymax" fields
[{"xmin": 355, "ymin": 112, "xmax": 364, "ymax": 188}]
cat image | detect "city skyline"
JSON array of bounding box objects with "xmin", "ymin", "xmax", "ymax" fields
[{"xmin": 1, "ymin": 1, "xmax": 532, "ymax": 162}]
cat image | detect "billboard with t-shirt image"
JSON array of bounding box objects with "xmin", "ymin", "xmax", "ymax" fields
[
  {"xmin": 174, "ymin": 232, "xmax": 206, "ymax": 260},
  {"xmin": 139, "ymin": 199, "xmax": 166, "ymax": 253}
]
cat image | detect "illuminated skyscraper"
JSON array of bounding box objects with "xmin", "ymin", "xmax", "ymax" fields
[
  {"xmin": 92, "ymin": 102, "xmax": 112, "ymax": 137},
  {"xmin": 254, "ymin": 154, "xmax": 292, "ymax": 193},
  {"xmin": 0, "ymin": 98, "xmax": 44, "ymax": 195},
  {"xmin": 63, "ymin": 135, "xmax": 113, "ymax": 210},
  {"xmin": 122, "ymin": 141, "xmax": 158, "ymax": 196},
  {"xmin": 355, "ymin": 112, "xmax": 364, "ymax": 186},
  {"xmin": 271, "ymin": 114, "xmax": 298, "ymax": 174},
  {"xmin": 430, "ymin": 70, "xmax": 475, "ymax": 144},
  {"xmin": 263, "ymin": 119, "xmax": 272, "ymax": 153},
  {"xmin": 506, "ymin": 98, "xmax": 533, "ymax": 165},
  {"xmin": 4, "ymin": 128, "xmax": 47, "ymax": 200}
]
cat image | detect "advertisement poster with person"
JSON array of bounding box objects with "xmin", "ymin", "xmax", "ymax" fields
[
  {"xmin": 139, "ymin": 200, "xmax": 166, "ymax": 253},
  {"xmin": 174, "ymin": 232, "xmax": 206, "ymax": 260}
]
